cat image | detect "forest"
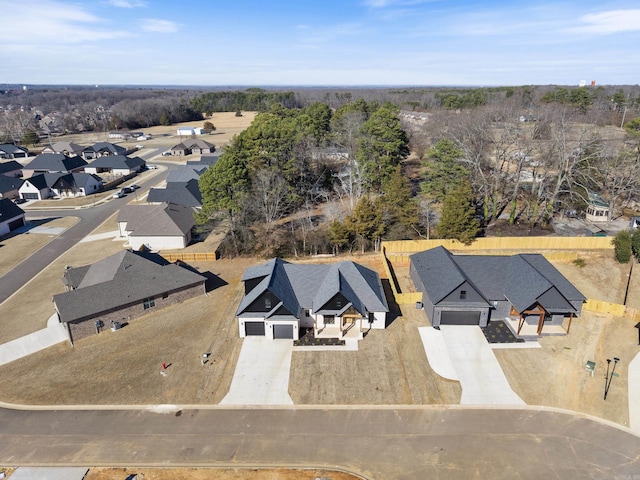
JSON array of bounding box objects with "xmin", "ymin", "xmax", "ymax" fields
[{"xmin": 2, "ymin": 84, "xmax": 640, "ymax": 257}]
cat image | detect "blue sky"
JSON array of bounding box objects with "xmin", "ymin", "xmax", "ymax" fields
[{"xmin": 1, "ymin": 0, "xmax": 639, "ymax": 86}]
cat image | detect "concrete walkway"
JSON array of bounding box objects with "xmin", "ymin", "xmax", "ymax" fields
[
  {"xmin": 78, "ymin": 229, "xmax": 120, "ymax": 243},
  {"xmin": 9, "ymin": 467, "xmax": 88, "ymax": 480},
  {"xmin": 629, "ymin": 352, "xmax": 640, "ymax": 434},
  {"xmin": 0, "ymin": 314, "xmax": 68, "ymax": 366},
  {"xmin": 420, "ymin": 325, "xmax": 525, "ymax": 405},
  {"xmin": 220, "ymin": 337, "xmax": 293, "ymax": 405}
]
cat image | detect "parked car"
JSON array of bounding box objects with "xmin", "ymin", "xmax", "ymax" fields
[
  {"xmin": 130, "ymin": 184, "xmax": 140, "ymax": 190},
  {"xmin": 121, "ymin": 186, "xmax": 133, "ymax": 194},
  {"xmin": 113, "ymin": 191, "xmax": 124, "ymax": 198},
  {"xmin": 147, "ymin": 164, "xmax": 158, "ymax": 169},
  {"xmin": 161, "ymin": 151, "xmax": 172, "ymax": 157},
  {"xmin": 13, "ymin": 197, "xmax": 26, "ymax": 204}
]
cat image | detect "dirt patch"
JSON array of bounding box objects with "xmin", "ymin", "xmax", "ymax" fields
[
  {"xmin": 84, "ymin": 467, "xmax": 359, "ymax": 480},
  {"xmin": 495, "ymin": 311, "xmax": 635, "ymax": 427}
]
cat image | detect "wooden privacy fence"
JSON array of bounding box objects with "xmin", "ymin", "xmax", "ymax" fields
[
  {"xmin": 583, "ymin": 300, "xmax": 640, "ymax": 322},
  {"xmin": 382, "ymin": 236, "xmax": 613, "ymax": 254},
  {"xmin": 160, "ymin": 252, "xmax": 217, "ymax": 262}
]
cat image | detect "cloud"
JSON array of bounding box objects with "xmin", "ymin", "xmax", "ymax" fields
[
  {"xmin": 568, "ymin": 9, "xmax": 640, "ymax": 34},
  {"xmin": 107, "ymin": 0, "xmax": 147, "ymax": 7},
  {"xmin": 141, "ymin": 18, "xmax": 181, "ymax": 33},
  {"xmin": 0, "ymin": 0, "xmax": 131, "ymax": 44}
]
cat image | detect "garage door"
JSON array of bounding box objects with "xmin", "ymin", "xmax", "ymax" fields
[
  {"xmin": 245, "ymin": 321, "xmax": 265, "ymax": 336},
  {"xmin": 273, "ymin": 324, "xmax": 294, "ymax": 339},
  {"xmin": 22, "ymin": 193, "xmax": 39, "ymax": 200},
  {"xmin": 440, "ymin": 311, "xmax": 481, "ymax": 325},
  {"xmin": 8, "ymin": 217, "xmax": 24, "ymax": 231}
]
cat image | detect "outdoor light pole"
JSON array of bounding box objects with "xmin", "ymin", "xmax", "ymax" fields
[{"xmin": 604, "ymin": 357, "xmax": 620, "ymax": 400}]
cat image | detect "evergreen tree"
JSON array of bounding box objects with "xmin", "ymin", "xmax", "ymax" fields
[
  {"xmin": 383, "ymin": 165, "xmax": 419, "ymax": 234},
  {"xmin": 327, "ymin": 220, "xmax": 353, "ymax": 255},
  {"xmin": 345, "ymin": 196, "xmax": 386, "ymax": 252},
  {"xmin": 21, "ymin": 129, "xmax": 39, "ymax": 146},
  {"xmin": 613, "ymin": 230, "xmax": 632, "ymax": 263},
  {"xmin": 435, "ymin": 180, "xmax": 480, "ymax": 245},
  {"xmin": 421, "ymin": 138, "xmax": 469, "ymax": 202}
]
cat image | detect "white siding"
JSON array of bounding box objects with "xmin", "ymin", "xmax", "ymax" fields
[{"xmin": 128, "ymin": 235, "xmax": 187, "ymax": 251}]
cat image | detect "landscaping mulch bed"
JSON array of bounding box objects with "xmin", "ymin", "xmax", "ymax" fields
[
  {"xmin": 481, "ymin": 320, "xmax": 525, "ymax": 344},
  {"xmin": 294, "ymin": 328, "xmax": 346, "ymax": 347}
]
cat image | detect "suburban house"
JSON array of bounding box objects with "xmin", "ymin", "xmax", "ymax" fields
[
  {"xmin": 41, "ymin": 142, "xmax": 85, "ymax": 157},
  {"xmin": 236, "ymin": 258, "xmax": 389, "ymax": 340},
  {"xmin": 22, "ymin": 153, "xmax": 88, "ymax": 177},
  {"xmin": 81, "ymin": 142, "xmax": 127, "ymax": 160},
  {"xmin": 169, "ymin": 139, "xmax": 215, "ymax": 156},
  {"xmin": 52, "ymin": 250, "xmax": 207, "ymax": 344},
  {"xmin": 0, "ymin": 175, "xmax": 24, "ymax": 199},
  {"xmin": 409, "ymin": 246, "xmax": 586, "ymax": 336},
  {"xmin": 0, "ymin": 160, "xmax": 24, "ymax": 178},
  {"xmin": 147, "ymin": 179, "xmax": 202, "ymax": 208},
  {"xmin": 117, "ymin": 202, "xmax": 196, "ymax": 250},
  {"xmin": 0, "ymin": 197, "xmax": 25, "ymax": 236},
  {"xmin": 84, "ymin": 155, "xmax": 146, "ymax": 176},
  {"xmin": 188, "ymin": 154, "xmax": 219, "ymax": 167},
  {"xmin": 0, "ymin": 144, "xmax": 29, "ymax": 159},
  {"xmin": 19, "ymin": 172, "xmax": 102, "ymax": 200}
]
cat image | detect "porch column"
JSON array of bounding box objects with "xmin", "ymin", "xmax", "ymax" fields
[
  {"xmin": 567, "ymin": 312, "xmax": 574, "ymax": 334},
  {"xmin": 517, "ymin": 314, "xmax": 525, "ymax": 335},
  {"xmin": 537, "ymin": 312, "xmax": 544, "ymax": 335}
]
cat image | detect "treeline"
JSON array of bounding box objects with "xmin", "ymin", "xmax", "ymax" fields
[{"xmin": 191, "ymin": 89, "xmax": 300, "ymax": 114}]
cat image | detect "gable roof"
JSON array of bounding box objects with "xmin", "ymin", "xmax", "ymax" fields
[
  {"xmin": 236, "ymin": 258, "xmax": 389, "ymax": 318},
  {"xmin": 83, "ymin": 142, "xmax": 127, "ymax": 155},
  {"xmin": 0, "ymin": 160, "xmax": 23, "ymax": 175},
  {"xmin": 0, "ymin": 197, "xmax": 25, "ymax": 222},
  {"xmin": 182, "ymin": 138, "xmax": 214, "ymax": 150},
  {"xmin": 44, "ymin": 142, "xmax": 85, "ymax": 155},
  {"xmin": 147, "ymin": 180, "xmax": 202, "ymax": 207},
  {"xmin": 87, "ymin": 155, "xmax": 145, "ymax": 170},
  {"xmin": 0, "ymin": 144, "xmax": 28, "ymax": 156},
  {"xmin": 26, "ymin": 153, "xmax": 87, "ymax": 172},
  {"xmin": 410, "ymin": 246, "xmax": 586, "ymax": 313},
  {"xmin": 53, "ymin": 250, "xmax": 206, "ymax": 323},
  {"xmin": 117, "ymin": 202, "xmax": 195, "ymax": 237},
  {"xmin": 166, "ymin": 166, "xmax": 206, "ymax": 183},
  {"xmin": 188, "ymin": 154, "xmax": 219, "ymax": 166},
  {"xmin": 0, "ymin": 175, "xmax": 24, "ymax": 194},
  {"xmin": 22, "ymin": 172, "xmax": 99, "ymax": 190}
]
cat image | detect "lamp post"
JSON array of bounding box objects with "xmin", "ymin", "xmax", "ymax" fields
[{"xmin": 604, "ymin": 357, "xmax": 620, "ymax": 400}]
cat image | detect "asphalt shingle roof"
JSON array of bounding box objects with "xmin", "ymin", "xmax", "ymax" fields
[
  {"xmin": 26, "ymin": 153, "xmax": 87, "ymax": 172},
  {"xmin": 0, "ymin": 161, "xmax": 23, "ymax": 175},
  {"xmin": 147, "ymin": 180, "xmax": 202, "ymax": 207},
  {"xmin": 54, "ymin": 250, "xmax": 206, "ymax": 323},
  {"xmin": 236, "ymin": 258, "xmax": 389, "ymax": 318},
  {"xmin": 87, "ymin": 155, "xmax": 145, "ymax": 169},
  {"xmin": 0, "ymin": 197, "xmax": 24, "ymax": 222},
  {"xmin": 0, "ymin": 175, "xmax": 24, "ymax": 194},
  {"xmin": 117, "ymin": 202, "xmax": 195, "ymax": 237}
]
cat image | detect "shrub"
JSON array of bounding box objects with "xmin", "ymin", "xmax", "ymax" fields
[
  {"xmin": 572, "ymin": 257, "xmax": 586, "ymax": 268},
  {"xmin": 613, "ymin": 230, "xmax": 632, "ymax": 263}
]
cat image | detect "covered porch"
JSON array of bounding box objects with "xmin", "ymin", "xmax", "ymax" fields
[
  {"xmin": 314, "ymin": 308, "xmax": 365, "ymax": 340},
  {"xmin": 506, "ymin": 304, "xmax": 575, "ymax": 338}
]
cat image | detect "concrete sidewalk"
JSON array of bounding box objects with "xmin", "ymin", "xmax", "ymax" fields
[
  {"xmin": 220, "ymin": 337, "xmax": 293, "ymax": 405},
  {"xmin": 0, "ymin": 314, "xmax": 68, "ymax": 366},
  {"xmin": 420, "ymin": 325, "xmax": 525, "ymax": 405},
  {"xmin": 629, "ymin": 352, "xmax": 640, "ymax": 434}
]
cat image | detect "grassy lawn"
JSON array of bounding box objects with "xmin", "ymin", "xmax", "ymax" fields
[{"xmin": 0, "ymin": 216, "xmax": 79, "ymax": 278}]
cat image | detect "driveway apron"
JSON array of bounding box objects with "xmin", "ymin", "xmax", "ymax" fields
[
  {"xmin": 220, "ymin": 337, "xmax": 293, "ymax": 405},
  {"xmin": 439, "ymin": 325, "xmax": 525, "ymax": 405}
]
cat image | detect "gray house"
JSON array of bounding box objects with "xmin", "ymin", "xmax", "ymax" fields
[
  {"xmin": 22, "ymin": 153, "xmax": 87, "ymax": 177},
  {"xmin": 410, "ymin": 246, "xmax": 586, "ymax": 336},
  {"xmin": 53, "ymin": 250, "xmax": 207, "ymax": 344},
  {"xmin": 236, "ymin": 258, "xmax": 389, "ymax": 340}
]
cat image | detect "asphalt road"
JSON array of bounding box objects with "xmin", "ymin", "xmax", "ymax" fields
[
  {"xmin": 1, "ymin": 406, "xmax": 639, "ymax": 479},
  {"xmin": 0, "ymin": 157, "xmax": 172, "ymax": 304}
]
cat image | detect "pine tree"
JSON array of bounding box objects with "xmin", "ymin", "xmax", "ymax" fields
[{"xmin": 435, "ymin": 180, "xmax": 480, "ymax": 245}]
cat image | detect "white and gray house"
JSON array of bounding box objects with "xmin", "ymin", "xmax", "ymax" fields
[
  {"xmin": 236, "ymin": 258, "xmax": 389, "ymax": 340},
  {"xmin": 410, "ymin": 246, "xmax": 586, "ymax": 336}
]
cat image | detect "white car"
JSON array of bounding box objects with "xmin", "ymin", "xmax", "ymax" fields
[
  {"xmin": 147, "ymin": 164, "xmax": 158, "ymax": 169},
  {"xmin": 113, "ymin": 191, "xmax": 124, "ymax": 198}
]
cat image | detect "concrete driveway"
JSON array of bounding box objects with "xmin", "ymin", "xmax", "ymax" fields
[
  {"xmin": 420, "ymin": 325, "xmax": 525, "ymax": 405},
  {"xmin": 220, "ymin": 337, "xmax": 293, "ymax": 405}
]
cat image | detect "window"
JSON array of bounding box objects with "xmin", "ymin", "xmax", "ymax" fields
[
  {"xmin": 460, "ymin": 290, "xmax": 467, "ymax": 300},
  {"xmin": 336, "ymin": 299, "xmax": 342, "ymax": 309},
  {"xmin": 143, "ymin": 297, "xmax": 156, "ymax": 310},
  {"xmin": 265, "ymin": 297, "xmax": 272, "ymax": 310},
  {"xmin": 325, "ymin": 315, "xmax": 335, "ymax": 324}
]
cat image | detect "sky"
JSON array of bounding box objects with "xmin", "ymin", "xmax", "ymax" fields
[{"xmin": 1, "ymin": 0, "xmax": 639, "ymax": 86}]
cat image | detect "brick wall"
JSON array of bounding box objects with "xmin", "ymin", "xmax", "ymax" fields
[{"xmin": 67, "ymin": 282, "xmax": 204, "ymax": 343}]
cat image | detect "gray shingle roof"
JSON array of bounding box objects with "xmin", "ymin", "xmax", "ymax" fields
[
  {"xmin": 147, "ymin": 180, "xmax": 202, "ymax": 207},
  {"xmin": 0, "ymin": 175, "xmax": 24, "ymax": 194},
  {"xmin": 45, "ymin": 142, "xmax": 85, "ymax": 155},
  {"xmin": 24, "ymin": 172, "xmax": 99, "ymax": 190},
  {"xmin": 166, "ymin": 166, "xmax": 206, "ymax": 183},
  {"xmin": 26, "ymin": 153, "xmax": 87, "ymax": 172},
  {"xmin": 83, "ymin": 142, "xmax": 127, "ymax": 155},
  {"xmin": 117, "ymin": 202, "xmax": 195, "ymax": 237},
  {"xmin": 410, "ymin": 246, "xmax": 586, "ymax": 313},
  {"xmin": 54, "ymin": 250, "xmax": 206, "ymax": 323},
  {"xmin": 0, "ymin": 161, "xmax": 23, "ymax": 175},
  {"xmin": 87, "ymin": 155, "xmax": 145, "ymax": 169},
  {"xmin": 0, "ymin": 197, "xmax": 24, "ymax": 222},
  {"xmin": 0, "ymin": 144, "xmax": 28, "ymax": 156},
  {"xmin": 236, "ymin": 258, "xmax": 389, "ymax": 318}
]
